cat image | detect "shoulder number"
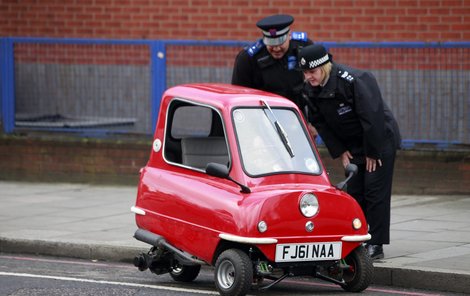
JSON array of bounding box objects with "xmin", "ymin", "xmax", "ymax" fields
[
  {"xmin": 291, "ymin": 31, "xmax": 308, "ymax": 42},
  {"xmin": 245, "ymin": 39, "xmax": 265, "ymax": 57},
  {"xmin": 338, "ymin": 70, "xmax": 355, "ymax": 83}
]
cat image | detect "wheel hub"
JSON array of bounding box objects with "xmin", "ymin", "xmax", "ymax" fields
[{"xmin": 217, "ymin": 260, "xmax": 235, "ymax": 289}]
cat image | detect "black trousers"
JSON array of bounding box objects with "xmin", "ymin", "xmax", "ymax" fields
[{"xmin": 347, "ymin": 143, "xmax": 397, "ymax": 245}]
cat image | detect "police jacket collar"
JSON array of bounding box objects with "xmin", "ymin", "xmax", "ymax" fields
[{"xmin": 314, "ymin": 63, "xmax": 338, "ymax": 99}]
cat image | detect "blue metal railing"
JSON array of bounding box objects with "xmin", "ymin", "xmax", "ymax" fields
[
  {"xmin": 1, "ymin": 38, "xmax": 15, "ymax": 134},
  {"xmin": 1, "ymin": 37, "xmax": 469, "ymax": 149}
]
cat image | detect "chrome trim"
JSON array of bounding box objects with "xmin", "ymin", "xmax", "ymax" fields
[
  {"xmin": 131, "ymin": 206, "xmax": 146, "ymax": 216},
  {"xmin": 219, "ymin": 233, "xmax": 277, "ymax": 244},
  {"xmin": 341, "ymin": 234, "xmax": 372, "ymax": 242}
]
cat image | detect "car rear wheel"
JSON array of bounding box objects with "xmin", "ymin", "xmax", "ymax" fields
[
  {"xmin": 214, "ymin": 249, "xmax": 253, "ymax": 296},
  {"xmin": 341, "ymin": 245, "xmax": 373, "ymax": 292},
  {"xmin": 169, "ymin": 263, "xmax": 201, "ymax": 282}
]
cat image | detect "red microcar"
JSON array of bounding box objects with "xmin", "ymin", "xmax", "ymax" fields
[{"xmin": 132, "ymin": 83, "xmax": 373, "ymax": 296}]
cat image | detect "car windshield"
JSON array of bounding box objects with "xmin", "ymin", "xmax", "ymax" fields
[{"xmin": 233, "ymin": 107, "xmax": 321, "ymax": 176}]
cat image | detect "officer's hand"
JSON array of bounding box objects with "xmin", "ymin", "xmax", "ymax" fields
[
  {"xmin": 307, "ymin": 123, "xmax": 318, "ymax": 140},
  {"xmin": 366, "ymin": 157, "xmax": 382, "ymax": 172},
  {"xmin": 340, "ymin": 151, "xmax": 353, "ymax": 169}
]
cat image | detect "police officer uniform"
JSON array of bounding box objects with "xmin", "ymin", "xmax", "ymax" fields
[
  {"xmin": 297, "ymin": 44, "xmax": 401, "ymax": 259},
  {"xmin": 231, "ymin": 14, "xmax": 312, "ymax": 105}
]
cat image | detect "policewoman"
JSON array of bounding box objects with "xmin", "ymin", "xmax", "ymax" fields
[
  {"xmin": 297, "ymin": 44, "xmax": 401, "ymax": 260},
  {"xmin": 231, "ymin": 14, "xmax": 313, "ymax": 106}
]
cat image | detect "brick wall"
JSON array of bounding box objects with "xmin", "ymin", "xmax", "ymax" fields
[
  {"xmin": 321, "ymin": 148, "xmax": 470, "ymax": 195},
  {"xmin": 1, "ymin": 0, "xmax": 469, "ymax": 41},
  {"xmin": 1, "ymin": 136, "xmax": 469, "ymax": 194},
  {"xmin": 0, "ymin": 135, "xmax": 150, "ymax": 186}
]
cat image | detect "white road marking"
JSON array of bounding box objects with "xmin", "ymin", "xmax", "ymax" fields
[{"xmin": 0, "ymin": 271, "xmax": 218, "ymax": 295}]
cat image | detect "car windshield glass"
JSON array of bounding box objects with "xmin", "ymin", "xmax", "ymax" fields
[{"xmin": 233, "ymin": 107, "xmax": 321, "ymax": 176}]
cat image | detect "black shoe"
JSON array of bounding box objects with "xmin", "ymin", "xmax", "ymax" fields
[{"xmin": 367, "ymin": 244, "xmax": 384, "ymax": 260}]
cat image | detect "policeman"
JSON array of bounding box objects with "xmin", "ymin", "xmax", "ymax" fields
[
  {"xmin": 297, "ymin": 44, "xmax": 401, "ymax": 260},
  {"xmin": 231, "ymin": 14, "xmax": 313, "ymax": 107}
]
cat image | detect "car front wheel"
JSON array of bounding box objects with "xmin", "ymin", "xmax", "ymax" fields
[
  {"xmin": 341, "ymin": 245, "xmax": 373, "ymax": 292},
  {"xmin": 214, "ymin": 249, "xmax": 253, "ymax": 296}
]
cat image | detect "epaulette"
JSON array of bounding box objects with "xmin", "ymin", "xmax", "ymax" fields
[
  {"xmin": 291, "ymin": 31, "xmax": 308, "ymax": 42},
  {"xmin": 338, "ymin": 69, "xmax": 355, "ymax": 83},
  {"xmin": 245, "ymin": 39, "xmax": 265, "ymax": 57}
]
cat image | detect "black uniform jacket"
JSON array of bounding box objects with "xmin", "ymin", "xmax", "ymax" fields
[
  {"xmin": 300, "ymin": 63, "xmax": 401, "ymax": 163},
  {"xmin": 231, "ymin": 37, "xmax": 312, "ymax": 105}
]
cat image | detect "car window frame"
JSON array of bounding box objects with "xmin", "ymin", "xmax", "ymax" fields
[{"xmin": 162, "ymin": 97, "xmax": 230, "ymax": 172}]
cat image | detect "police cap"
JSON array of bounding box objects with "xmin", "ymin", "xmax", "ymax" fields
[
  {"xmin": 298, "ymin": 44, "xmax": 331, "ymax": 70},
  {"xmin": 256, "ymin": 14, "xmax": 294, "ymax": 46}
]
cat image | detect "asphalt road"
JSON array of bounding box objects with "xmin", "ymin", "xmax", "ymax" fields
[{"xmin": 0, "ymin": 253, "xmax": 466, "ymax": 296}]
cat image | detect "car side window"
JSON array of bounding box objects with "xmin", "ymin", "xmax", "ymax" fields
[
  {"xmin": 163, "ymin": 99, "xmax": 229, "ymax": 170},
  {"xmin": 171, "ymin": 106, "xmax": 212, "ymax": 138}
]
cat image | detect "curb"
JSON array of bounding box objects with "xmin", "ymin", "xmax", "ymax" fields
[
  {"xmin": 372, "ymin": 264, "xmax": 470, "ymax": 294},
  {"xmin": 0, "ymin": 237, "xmax": 142, "ymax": 263},
  {"xmin": 1, "ymin": 237, "xmax": 468, "ymax": 294}
]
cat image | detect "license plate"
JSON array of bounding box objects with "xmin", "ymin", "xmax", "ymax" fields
[{"xmin": 275, "ymin": 242, "xmax": 342, "ymax": 262}]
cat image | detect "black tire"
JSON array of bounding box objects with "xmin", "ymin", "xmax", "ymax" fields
[
  {"xmin": 214, "ymin": 249, "xmax": 253, "ymax": 296},
  {"xmin": 341, "ymin": 245, "xmax": 373, "ymax": 292},
  {"xmin": 169, "ymin": 263, "xmax": 201, "ymax": 282}
]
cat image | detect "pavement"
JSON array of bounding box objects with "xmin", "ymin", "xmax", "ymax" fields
[{"xmin": 0, "ymin": 181, "xmax": 469, "ymax": 294}]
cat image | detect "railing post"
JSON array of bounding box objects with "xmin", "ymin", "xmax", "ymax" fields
[
  {"xmin": 0, "ymin": 38, "xmax": 15, "ymax": 134},
  {"xmin": 150, "ymin": 41, "xmax": 166, "ymax": 134}
]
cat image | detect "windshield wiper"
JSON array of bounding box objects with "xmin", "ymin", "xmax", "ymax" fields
[{"xmin": 261, "ymin": 100, "xmax": 295, "ymax": 158}]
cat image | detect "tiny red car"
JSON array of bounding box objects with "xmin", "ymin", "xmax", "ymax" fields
[{"xmin": 132, "ymin": 83, "xmax": 373, "ymax": 296}]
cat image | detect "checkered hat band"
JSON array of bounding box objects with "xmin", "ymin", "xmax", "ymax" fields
[{"xmin": 309, "ymin": 54, "xmax": 329, "ymax": 68}]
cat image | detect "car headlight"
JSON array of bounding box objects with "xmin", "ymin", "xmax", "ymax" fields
[{"xmin": 299, "ymin": 193, "xmax": 319, "ymax": 218}]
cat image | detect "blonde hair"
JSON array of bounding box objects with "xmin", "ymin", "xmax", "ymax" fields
[{"xmin": 320, "ymin": 62, "xmax": 333, "ymax": 86}]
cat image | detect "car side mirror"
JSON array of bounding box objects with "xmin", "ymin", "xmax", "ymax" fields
[
  {"xmin": 206, "ymin": 162, "xmax": 229, "ymax": 178},
  {"xmin": 206, "ymin": 163, "xmax": 251, "ymax": 193},
  {"xmin": 336, "ymin": 163, "xmax": 358, "ymax": 191}
]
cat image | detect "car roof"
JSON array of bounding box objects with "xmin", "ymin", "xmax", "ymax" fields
[{"xmin": 162, "ymin": 83, "xmax": 298, "ymax": 110}]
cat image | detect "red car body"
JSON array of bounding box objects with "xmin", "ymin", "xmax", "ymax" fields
[{"xmin": 132, "ymin": 83, "xmax": 372, "ymax": 295}]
